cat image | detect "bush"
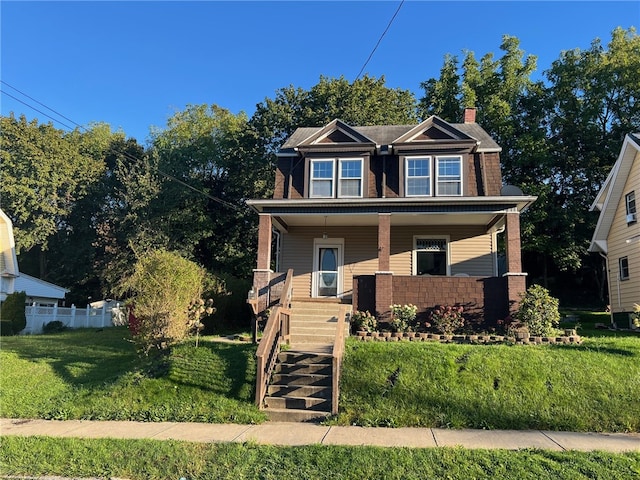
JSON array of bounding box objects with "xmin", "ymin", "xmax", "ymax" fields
[
  {"xmin": 428, "ymin": 305, "xmax": 465, "ymax": 334},
  {"xmin": 203, "ymin": 273, "xmax": 251, "ymax": 333},
  {"xmin": 0, "ymin": 291, "xmax": 27, "ymax": 334},
  {"xmin": 389, "ymin": 304, "xmax": 417, "ymax": 332},
  {"xmin": 119, "ymin": 249, "xmax": 206, "ymax": 355},
  {"xmin": 515, "ymin": 284, "xmax": 560, "ymax": 336},
  {"xmin": 351, "ymin": 310, "xmax": 377, "ymax": 333},
  {"xmin": 42, "ymin": 320, "xmax": 67, "ymax": 333},
  {"xmin": 0, "ymin": 320, "xmax": 14, "ymax": 336}
]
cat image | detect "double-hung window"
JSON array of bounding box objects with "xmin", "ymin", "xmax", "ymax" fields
[
  {"xmin": 338, "ymin": 158, "xmax": 363, "ymax": 197},
  {"xmin": 626, "ymin": 191, "xmax": 636, "ymax": 224},
  {"xmin": 310, "ymin": 158, "xmax": 363, "ymax": 198},
  {"xmin": 436, "ymin": 156, "xmax": 462, "ymax": 195},
  {"xmin": 310, "ymin": 159, "xmax": 335, "ymax": 198},
  {"xmin": 406, "ymin": 157, "xmax": 431, "ymax": 196},
  {"xmin": 405, "ymin": 155, "xmax": 462, "ymax": 197},
  {"xmin": 620, "ymin": 257, "xmax": 630, "ymax": 280}
]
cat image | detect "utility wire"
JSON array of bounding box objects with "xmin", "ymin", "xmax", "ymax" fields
[
  {"xmin": 355, "ymin": 0, "xmax": 405, "ymax": 81},
  {"xmin": 1, "ymin": 81, "xmax": 241, "ymax": 211}
]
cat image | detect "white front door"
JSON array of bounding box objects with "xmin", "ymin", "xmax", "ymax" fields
[{"xmin": 312, "ymin": 239, "xmax": 343, "ymax": 298}]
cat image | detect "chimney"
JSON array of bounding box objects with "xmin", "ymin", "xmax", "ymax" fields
[{"xmin": 463, "ymin": 107, "xmax": 476, "ymax": 123}]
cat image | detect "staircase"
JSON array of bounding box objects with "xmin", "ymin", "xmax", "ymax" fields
[{"xmin": 262, "ymin": 301, "xmax": 350, "ymax": 422}]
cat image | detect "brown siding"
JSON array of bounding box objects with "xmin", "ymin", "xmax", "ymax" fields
[
  {"xmin": 483, "ymin": 152, "xmax": 503, "ymax": 196},
  {"xmin": 469, "ymin": 153, "xmax": 482, "ymax": 196},
  {"xmin": 273, "ymin": 159, "xmax": 287, "ymax": 199}
]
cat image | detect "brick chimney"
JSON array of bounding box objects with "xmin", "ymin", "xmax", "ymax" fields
[{"xmin": 463, "ymin": 107, "xmax": 476, "ymax": 123}]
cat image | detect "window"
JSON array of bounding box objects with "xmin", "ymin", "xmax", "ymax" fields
[
  {"xmin": 338, "ymin": 159, "xmax": 363, "ymax": 197},
  {"xmin": 310, "ymin": 159, "xmax": 335, "ymax": 198},
  {"xmin": 414, "ymin": 237, "xmax": 448, "ymax": 276},
  {"xmin": 620, "ymin": 257, "xmax": 630, "ymax": 280},
  {"xmin": 405, "ymin": 155, "xmax": 462, "ymax": 197},
  {"xmin": 310, "ymin": 158, "xmax": 363, "ymax": 198},
  {"xmin": 626, "ymin": 191, "xmax": 636, "ymax": 224},
  {"xmin": 436, "ymin": 156, "xmax": 462, "ymax": 196},
  {"xmin": 406, "ymin": 157, "xmax": 431, "ymax": 196}
]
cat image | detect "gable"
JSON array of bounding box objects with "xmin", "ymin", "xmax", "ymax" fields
[
  {"xmin": 298, "ymin": 119, "xmax": 376, "ymax": 147},
  {"xmin": 589, "ymin": 133, "xmax": 640, "ymax": 253},
  {"xmin": 392, "ymin": 116, "xmax": 477, "ymax": 145}
]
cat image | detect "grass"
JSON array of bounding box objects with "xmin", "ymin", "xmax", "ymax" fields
[
  {"xmin": 1, "ymin": 436, "xmax": 639, "ymax": 480},
  {"xmin": 0, "ymin": 327, "xmax": 266, "ymax": 424},
  {"xmin": 335, "ymin": 325, "xmax": 640, "ymax": 431}
]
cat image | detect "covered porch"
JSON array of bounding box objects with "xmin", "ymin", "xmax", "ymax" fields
[{"xmin": 248, "ymin": 197, "xmax": 534, "ymax": 325}]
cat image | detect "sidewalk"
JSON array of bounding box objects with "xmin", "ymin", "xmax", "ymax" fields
[{"xmin": 2, "ymin": 418, "xmax": 640, "ymax": 452}]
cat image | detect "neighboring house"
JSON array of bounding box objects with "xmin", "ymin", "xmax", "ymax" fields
[
  {"xmin": 0, "ymin": 208, "xmax": 68, "ymax": 306},
  {"xmin": 589, "ymin": 133, "xmax": 640, "ymax": 327},
  {"xmin": 247, "ymin": 109, "xmax": 536, "ymax": 325}
]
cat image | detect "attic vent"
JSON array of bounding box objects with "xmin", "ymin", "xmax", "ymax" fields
[{"xmin": 416, "ymin": 239, "xmax": 447, "ymax": 251}]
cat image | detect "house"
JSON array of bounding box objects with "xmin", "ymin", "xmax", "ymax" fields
[
  {"xmin": 0, "ymin": 208, "xmax": 68, "ymax": 306},
  {"xmin": 589, "ymin": 133, "xmax": 640, "ymax": 328},
  {"xmin": 247, "ymin": 109, "xmax": 537, "ymax": 326}
]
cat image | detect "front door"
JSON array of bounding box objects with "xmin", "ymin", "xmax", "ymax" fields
[{"xmin": 312, "ymin": 240, "xmax": 343, "ymax": 298}]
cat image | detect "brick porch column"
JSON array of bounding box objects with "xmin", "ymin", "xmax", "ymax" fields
[
  {"xmin": 376, "ymin": 213, "xmax": 393, "ymax": 321},
  {"xmin": 504, "ymin": 212, "xmax": 527, "ymax": 315},
  {"xmin": 253, "ymin": 213, "xmax": 273, "ymax": 315}
]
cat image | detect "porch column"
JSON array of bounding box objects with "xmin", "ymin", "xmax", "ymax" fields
[
  {"xmin": 252, "ymin": 213, "xmax": 273, "ymax": 316},
  {"xmin": 504, "ymin": 212, "xmax": 527, "ymax": 316},
  {"xmin": 376, "ymin": 213, "xmax": 393, "ymax": 321}
]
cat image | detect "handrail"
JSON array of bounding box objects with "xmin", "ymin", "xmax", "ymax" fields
[
  {"xmin": 254, "ymin": 268, "xmax": 294, "ymax": 408},
  {"xmin": 331, "ymin": 306, "xmax": 348, "ymax": 415}
]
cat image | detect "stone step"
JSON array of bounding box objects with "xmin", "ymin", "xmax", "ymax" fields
[
  {"xmin": 264, "ymin": 395, "xmax": 331, "ymax": 410},
  {"xmin": 271, "ymin": 373, "xmax": 332, "ymax": 386},
  {"xmin": 267, "ymin": 384, "xmax": 332, "ymax": 399}
]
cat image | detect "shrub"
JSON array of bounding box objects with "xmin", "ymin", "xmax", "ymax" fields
[
  {"xmin": 389, "ymin": 304, "xmax": 417, "ymax": 332},
  {"xmin": 42, "ymin": 320, "xmax": 67, "ymax": 333},
  {"xmin": 515, "ymin": 284, "xmax": 560, "ymax": 336},
  {"xmin": 0, "ymin": 291, "xmax": 27, "ymax": 334},
  {"xmin": 429, "ymin": 305, "xmax": 465, "ymax": 334},
  {"xmin": 351, "ymin": 310, "xmax": 377, "ymax": 333},
  {"xmin": 0, "ymin": 320, "xmax": 14, "ymax": 336},
  {"xmin": 631, "ymin": 304, "xmax": 640, "ymax": 329},
  {"xmin": 119, "ymin": 249, "xmax": 206, "ymax": 355}
]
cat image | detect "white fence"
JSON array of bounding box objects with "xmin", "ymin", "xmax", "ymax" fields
[{"xmin": 23, "ymin": 304, "xmax": 126, "ymax": 334}]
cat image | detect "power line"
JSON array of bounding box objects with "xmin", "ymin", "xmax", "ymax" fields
[
  {"xmin": 354, "ymin": 0, "xmax": 405, "ymax": 81},
  {"xmin": 1, "ymin": 81, "xmax": 242, "ymax": 211}
]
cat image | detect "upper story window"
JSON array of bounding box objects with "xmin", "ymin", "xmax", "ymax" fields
[
  {"xmin": 405, "ymin": 155, "xmax": 462, "ymax": 197},
  {"xmin": 626, "ymin": 191, "xmax": 636, "ymax": 224},
  {"xmin": 310, "ymin": 158, "xmax": 363, "ymax": 198},
  {"xmin": 620, "ymin": 256, "xmax": 630, "ymax": 280}
]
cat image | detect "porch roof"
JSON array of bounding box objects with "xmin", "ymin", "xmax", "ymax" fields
[{"xmin": 247, "ymin": 196, "xmax": 536, "ymax": 232}]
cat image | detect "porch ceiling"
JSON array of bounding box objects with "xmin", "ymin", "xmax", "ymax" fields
[{"xmin": 247, "ymin": 196, "xmax": 536, "ymax": 232}]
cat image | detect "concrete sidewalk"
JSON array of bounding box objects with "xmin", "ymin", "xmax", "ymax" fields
[{"xmin": 2, "ymin": 418, "xmax": 640, "ymax": 452}]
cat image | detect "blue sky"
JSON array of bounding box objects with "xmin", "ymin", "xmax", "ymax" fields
[{"xmin": 1, "ymin": 1, "xmax": 638, "ymax": 145}]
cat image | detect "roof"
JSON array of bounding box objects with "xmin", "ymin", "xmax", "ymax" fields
[
  {"xmin": 14, "ymin": 272, "xmax": 69, "ymax": 300},
  {"xmin": 280, "ymin": 116, "xmax": 501, "ymax": 154},
  {"xmin": 588, "ymin": 133, "xmax": 640, "ymax": 253}
]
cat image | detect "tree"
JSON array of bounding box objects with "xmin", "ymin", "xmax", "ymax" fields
[{"xmin": 0, "ymin": 114, "xmax": 104, "ymax": 259}]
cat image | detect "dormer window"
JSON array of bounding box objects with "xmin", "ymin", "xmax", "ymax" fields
[
  {"xmin": 310, "ymin": 158, "xmax": 363, "ymax": 198},
  {"xmin": 405, "ymin": 155, "xmax": 463, "ymax": 197}
]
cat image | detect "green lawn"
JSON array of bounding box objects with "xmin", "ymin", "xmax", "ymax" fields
[
  {"xmin": 0, "ymin": 327, "xmax": 266, "ymax": 424},
  {"xmin": 1, "ymin": 436, "xmax": 639, "ymax": 480}
]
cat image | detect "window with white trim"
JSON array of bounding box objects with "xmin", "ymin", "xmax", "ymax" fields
[
  {"xmin": 620, "ymin": 257, "xmax": 630, "ymax": 280},
  {"xmin": 436, "ymin": 156, "xmax": 462, "ymax": 195},
  {"xmin": 310, "ymin": 158, "xmax": 363, "ymax": 198},
  {"xmin": 406, "ymin": 157, "xmax": 431, "ymax": 196},
  {"xmin": 310, "ymin": 159, "xmax": 335, "ymax": 198},
  {"xmin": 338, "ymin": 158, "xmax": 363, "ymax": 197},
  {"xmin": 414, "ymin": 237, "xmax": 448, "ymax": 276},
  {"xmin": 626, "ymin": 191, "xmax": 636, "ymax": 224},
  {"xmin": 405, "ymin": 155, "xmax": 462, "ymax": 197}
]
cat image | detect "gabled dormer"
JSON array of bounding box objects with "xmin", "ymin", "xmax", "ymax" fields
[{"xmin": 273, "ymin": 111, "xmax": 503, "ymax": 200}]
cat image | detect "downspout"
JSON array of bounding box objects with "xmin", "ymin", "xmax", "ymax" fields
[
  {"xmin": 599, "ymin": 251, "xmax": 615, "ymax": 326},
  {"xmin": 273, "ymin": 228, "xmax": 281, "ymax": 273}
]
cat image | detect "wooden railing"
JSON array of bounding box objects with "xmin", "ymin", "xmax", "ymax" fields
[
  {"xmin": 331, "ymin": 306, "xmax": 348, "ymax": 415},
  {"xmin": 254, "ymin": 269, "xmax": 293, "ymax": 408}
]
